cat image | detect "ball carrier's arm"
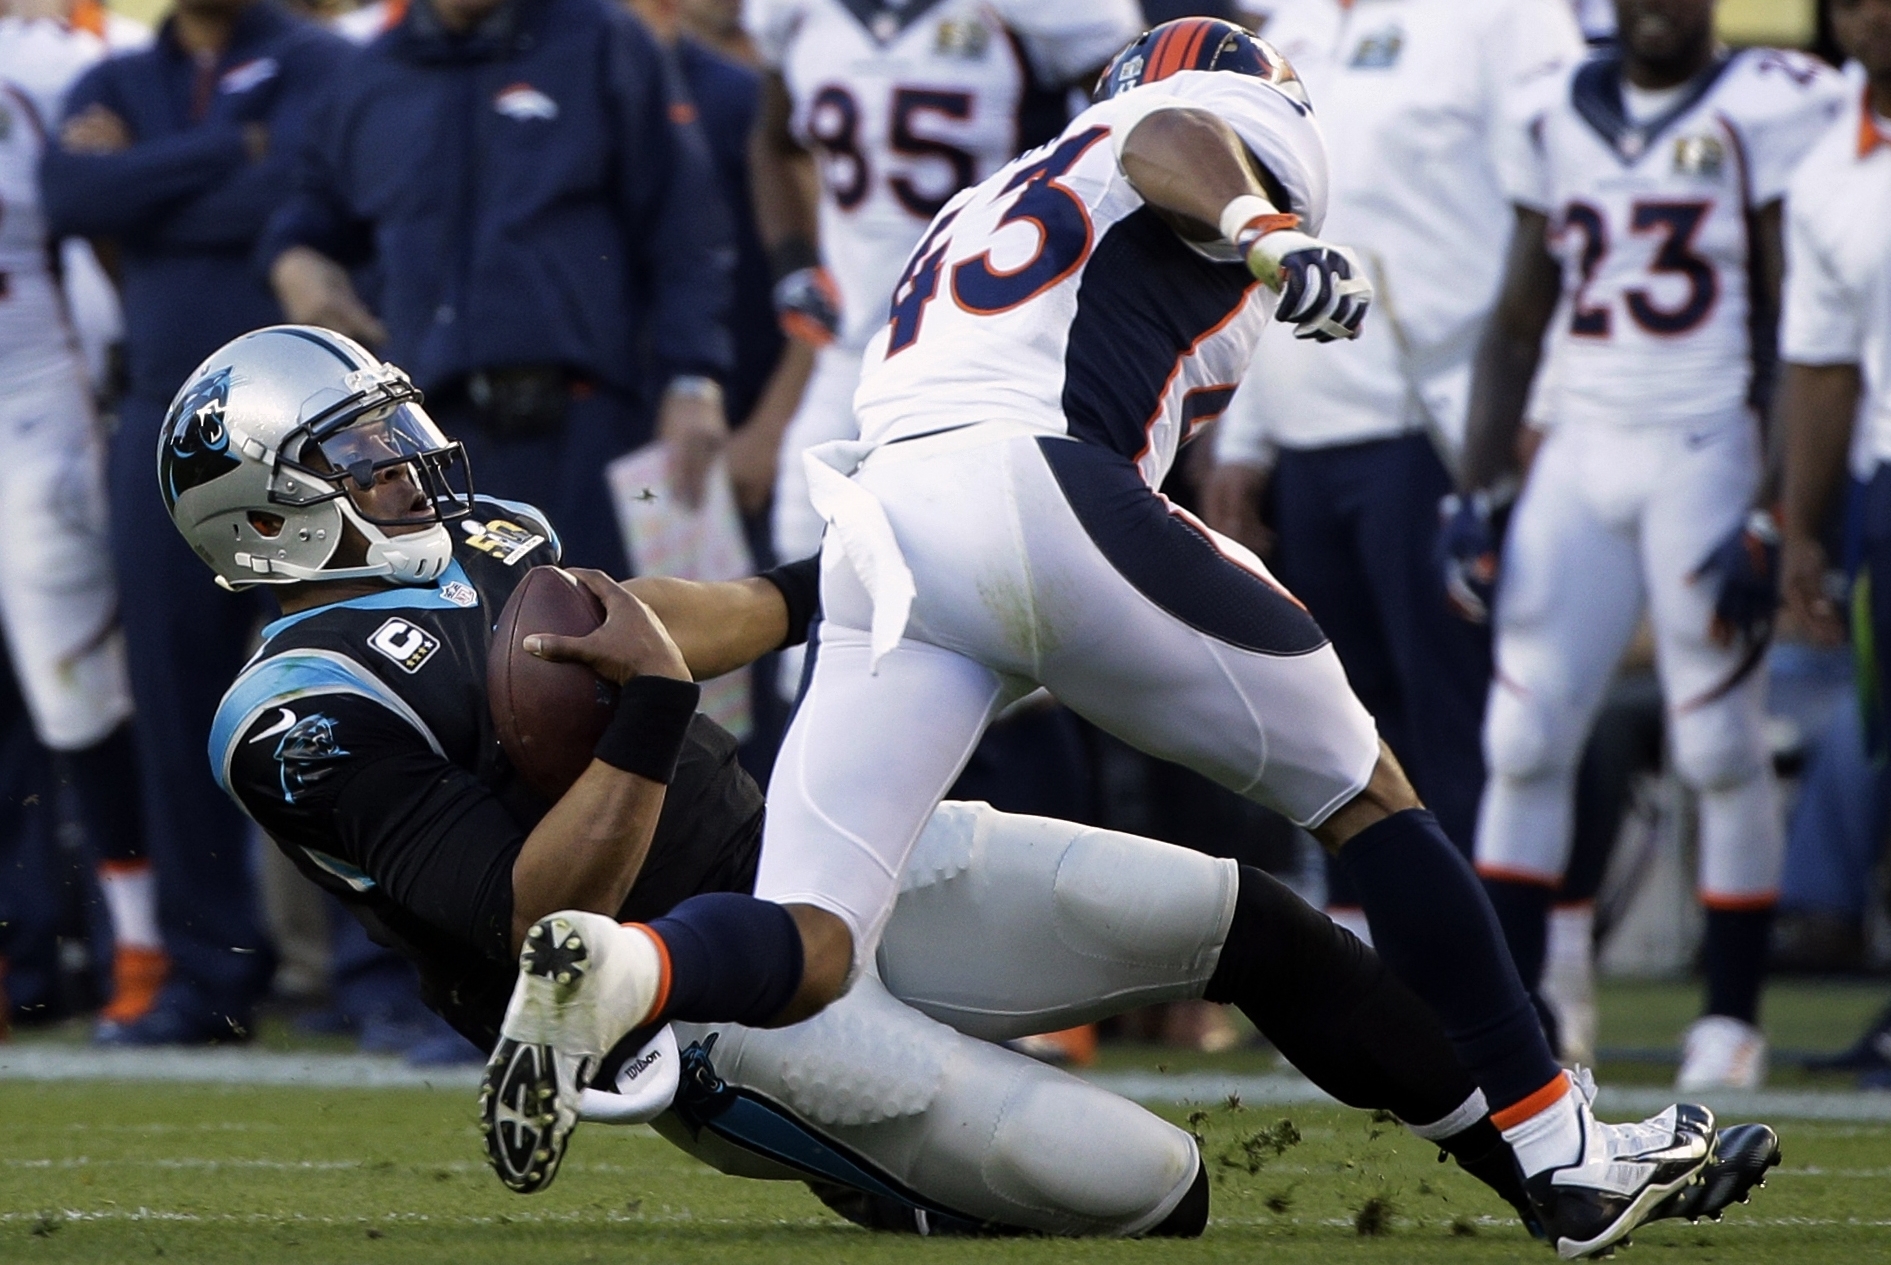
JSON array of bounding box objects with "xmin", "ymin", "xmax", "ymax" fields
[{"xmin": 509, "ymin": 570, "xmax": 699, "ymax": 951}]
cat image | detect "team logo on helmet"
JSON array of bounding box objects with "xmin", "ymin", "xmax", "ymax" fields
[
  {"xmin": 1095, "ymin": 20, "xmax": 1310, "ymax": 113},
  {"xmin": 160, "ymin": 367, "xmax": 241, "ymax": 511}
]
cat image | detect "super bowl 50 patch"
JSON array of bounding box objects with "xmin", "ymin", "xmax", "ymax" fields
[{"xmin": 461, "ymin": 517, "xmax": 545, "ymax": 565}]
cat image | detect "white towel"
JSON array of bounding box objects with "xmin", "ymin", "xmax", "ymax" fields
[{"xmin": 803, "ymin": 439, "xmax": 915, "ymax": 671}]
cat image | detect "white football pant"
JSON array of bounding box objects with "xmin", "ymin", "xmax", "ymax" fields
[
  {"xmin": 654, "ymin": 801, "xmax": 1232, "ymax": 1235},
  {"xmin": 1476, "ymin": 415, "xmax": 1784, "ymax": 906},
  {"xmin": 0, "ymin": 357, "xmax": 133, "ymax": 750},
  {"xmin": 757, "ymin": 426, "xmax": 1380, "ymax": 963}
]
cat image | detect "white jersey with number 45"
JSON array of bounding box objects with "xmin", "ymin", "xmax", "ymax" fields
[
  {"xmin": 745, "ymin": 0, "xmax": 1142, "ymax": 350},
  {"xmin": 1503, "ymin": 48, "xmax": 1845, "ymax": 429},
  {"xmin": 854, "ymin": 69, "xmax": 1329, "ymax": 490}
]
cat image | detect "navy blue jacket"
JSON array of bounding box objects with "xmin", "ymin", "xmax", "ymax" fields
[
  {"xmin": 258, "ymin": 0, "xmax": 733, "ymax": 397},
  {"xmin": 676, "ymin": 38, "xmax": 777, "ymax": 424},
  {"xmin": 42, "ymin": 3, "xmax": 349, "ymax": 405}
]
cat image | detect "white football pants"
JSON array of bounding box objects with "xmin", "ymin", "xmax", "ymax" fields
[
  {"xmin": 1476, "ymin": 416, "xmax": 1784, "ymax": 905},
  {"xmin": 769, "ymin": 344, "xmax": 862, "ymax": 701},
  {"xmin": 757, "ymin": 426, "xmax": 1379, "ymax": 962},
  {"xmin": 0, "ymin": 357, "xmax": 133, "ymax": 750},
  {"xmin": 659, "ymin": 801, "xmax": 1233, "ymax": 1235}
]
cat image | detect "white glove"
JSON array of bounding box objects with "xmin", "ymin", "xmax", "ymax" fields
[{"xmin": 1246, "ymin": 230, "xmax": 1373, "ymax": 342}]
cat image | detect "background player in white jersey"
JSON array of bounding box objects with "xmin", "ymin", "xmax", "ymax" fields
[
  {"xmin": 742, "ymin": 0, "xmax": 1141, "ymax": 693},
  {"xmin": 516, "ymin": 21, "xmax": 1734, "ymax": 1259},
  {"xmin": 1203, "ymin": 0, "xmax": 1584, "ymax": 946},
  {"xmin": 1447, "ymin": 0, "xmax": 1846, "ymax": 1089},
  {"xmin": 0, "ymin": 2, "xmax": 165, "ymax": 1035}
]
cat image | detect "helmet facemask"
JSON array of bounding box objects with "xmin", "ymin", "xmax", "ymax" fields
[{"xmin": 267, "ymin": 369, "xmax": 474, "ymax": 586}]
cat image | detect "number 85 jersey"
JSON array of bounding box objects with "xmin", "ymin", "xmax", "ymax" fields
[
  {"xmin": 854, "ymin": 68, "xmax": 1329, "ymax": 490},
  {"xmin": 746, "ymin": 0, "xmax": 1141, "ymax": 351},
  {"xmin": 1503, "ymin": 48, "xmax": 1845, "ymax": 429}
]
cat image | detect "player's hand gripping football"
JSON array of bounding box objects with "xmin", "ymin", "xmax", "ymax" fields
[
  {"xmin": 1437, "ymin": 491, "xmax": 1501, "ymax": 624},
  {"xmin": 1241, "ymin": 226, "xmax": 1373, "ymax": 343},
  {"xmin": 522, "ymin": 568, "xmax": 691, "ymax": 685},
  {"xmin": 1694, "ymin": 509, "xmax": 1782, "ymax": 647},
  {"xmin": 773, "ymin": 265, "xmax": 844, "ymax": 347}
]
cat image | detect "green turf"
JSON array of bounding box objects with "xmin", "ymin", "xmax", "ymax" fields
[{"xmin": 5, "ymin": 1081, "xmax": 1891, "ymax": 1264}]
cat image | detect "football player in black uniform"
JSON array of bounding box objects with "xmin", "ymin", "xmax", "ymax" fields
[{"xmin": 164, "ymin": 326, "xmax": 1774, "ymax": 1240}]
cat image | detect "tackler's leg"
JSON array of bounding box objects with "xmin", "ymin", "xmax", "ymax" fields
[{"xmin": 1012, "ymin": 438, "xmax": 1711, "ymax": 1257}]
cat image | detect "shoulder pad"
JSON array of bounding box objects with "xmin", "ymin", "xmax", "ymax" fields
[{"xmin": 211, "ymin": 648, "xmax": 443, "ymax": 796}]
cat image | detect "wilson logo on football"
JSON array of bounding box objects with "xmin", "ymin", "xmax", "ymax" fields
[
  {"xmin": 368, "ymin": 618, "xmax": 441, "ymax": 673},
  {"xmin": 494, "ymin": 83, "xmax": 558, "ymax": 121}
]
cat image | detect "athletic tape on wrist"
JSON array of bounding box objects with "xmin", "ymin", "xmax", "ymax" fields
[
  {"xmin": 594, "ymin": 676, "xmax": 702, "ymax": 784},
  {"xmin": 1218, "ymin": 194, "xmax": 1299, "ymax": 253}
]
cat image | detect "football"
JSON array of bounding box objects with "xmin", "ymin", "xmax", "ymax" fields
[{"xmin": 488, "ymin": 565, "xmax": 618, "ymax": 800}]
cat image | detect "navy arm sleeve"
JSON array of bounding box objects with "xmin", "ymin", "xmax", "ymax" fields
[
  {"xmin": 158, "ymin": 32, "xmax": 351, "ymax": 250},
  {"xmin": 40, "ymin": 66, "xmax": 252, "ymax": 238},
  {"xmin": 225, "ymin": 692, "xmax": 524, "ymax": 964},
  {"xmin": 604, "ymin": 16, "xmax": 734, "ymax": 383}
]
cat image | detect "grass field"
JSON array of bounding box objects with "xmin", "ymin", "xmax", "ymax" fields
[{"xmin": 6, "ymin": 980, "xmax": 1891, "ymax": 1264}]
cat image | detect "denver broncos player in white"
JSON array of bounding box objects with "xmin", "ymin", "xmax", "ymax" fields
[
  {"xmin": 1447, "ymin": 0, "xmax": 1845, "ymax": 1090},
  {"xmin": 509, "ymin": 19, "xmax": 1741, "ymax": 1259},
  {"xmin": 744, "ymin": 0, "xmax": 1141, "ymax": 693},
  {"xmin": 0, "ymin": 4, "xmax": 164, "ymax": 1036}
]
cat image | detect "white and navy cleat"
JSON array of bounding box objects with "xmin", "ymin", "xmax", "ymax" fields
[
  {"xmin": 478, "ymin": 912, "xmax": 666, "ymax": 1194},
  {"xmin": 1525, "ymin": 1076, "xmax": 1716, "ymax": 1259}
]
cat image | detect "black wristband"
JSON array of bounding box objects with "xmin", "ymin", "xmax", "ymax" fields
[
  {"xmin": 768, "ymin": 236, "xmax": 821, "ymax": 283},
  {"xmin": 593, "ymin": 676, "xmax": 701, "ymax": 784},
  {"xmin": 758, "ymin": 554, "xmax": 821, "ymax": 649}
]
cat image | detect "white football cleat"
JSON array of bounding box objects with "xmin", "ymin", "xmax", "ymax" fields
[
  {"xmin": 1525, "ymin": 1071, "xmax": 1716, "ymax": 1259},
  {"xmin": 479, "ymin": 912, "xmax": 666, "ymax": 1193},
  {"xmin": 1677, "ymin": 1016, "xmax": 1768, "ymax": 1091}
]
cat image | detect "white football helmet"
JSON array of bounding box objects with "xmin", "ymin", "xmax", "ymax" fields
[{"xmin": 160, "ymin": 326, "xmax": 474, "ymax": 590}]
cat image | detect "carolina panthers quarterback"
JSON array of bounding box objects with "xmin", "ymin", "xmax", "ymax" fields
[{"xmin": 162, "ymin": 325, "xmax": 1773, "ymax": 1243}]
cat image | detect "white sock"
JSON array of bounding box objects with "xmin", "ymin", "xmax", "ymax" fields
[
  {"xmin": 98, "ymin": 862, "xmax": 161, "ymax": 951},
  {"xmin": 1325, "ymin": 905, "xmax": 1373, "ymax": 947},
  {"xmin": 1405, "ymin": 1088, "xmax": 1489, "ymax": 1142},
  {"xmin": 1499, "ymin": 1077, "xmax": 1583, "ymax": 1177}
]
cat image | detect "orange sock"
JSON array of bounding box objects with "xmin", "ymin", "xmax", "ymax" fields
[{"xmin": 99, "ymin": 945, "xmax": 170, "ymax": 1026}]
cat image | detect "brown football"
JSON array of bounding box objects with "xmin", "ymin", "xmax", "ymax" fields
[{"xmin": 489, "ymin": 565, "xmax": 618, "ymax": 800}]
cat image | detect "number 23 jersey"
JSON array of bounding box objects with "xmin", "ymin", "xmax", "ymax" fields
[
  {"xmin": 1503, "ymin": 48, "xmax": 1845, "ymax": 429},
  {"xmin": 745, "ymin": 0, "xmax": 1141, "ymax": 351},
  {"xmin": 853, "ymin": 68, "xmax": 1330, "ymax": 491}
]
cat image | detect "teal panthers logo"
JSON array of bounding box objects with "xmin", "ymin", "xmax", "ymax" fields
[{"xmin": 160, "ymin": 367, "xmax": 240, "ymax": 511}]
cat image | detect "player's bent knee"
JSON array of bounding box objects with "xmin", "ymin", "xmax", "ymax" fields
[
  {"xmin": 1483, "ymin": 684, "xmax": 1581, "ymax": 782},
  {"xmin": 1669, "ymin": 711, "xmax": 1767, "ymax": 791},
  {"xmin": 980, "ymin": 1070, "xmax": 1201, "ymax": 1234}
]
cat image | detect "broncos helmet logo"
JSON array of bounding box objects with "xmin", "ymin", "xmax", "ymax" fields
[
  {"xmin": 1095, "ymin": 20, "xmax": 1311, "ymax": 113},
  {"xmin": 160, "ymin": 366, "xmax": 241, "ymax": 511}
]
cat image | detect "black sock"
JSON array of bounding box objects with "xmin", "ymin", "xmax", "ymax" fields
[
  {"xmin": 1336, "ymin": 809, "xmax": 1560, "ymax": 1112},
  {"xmin": 1703, "ymin": 905, "xmax": 1774, "ymax": 1024},
  {"xmin": 646, "ymin": 894, "xmax": 804, "ymax": 1026},
  {"xmin": 1203, "ymin": 865, "xmax": 1478, "ymax": 1127},
  {"xmin": 54, "ymin": 722, "xmax": 145, "ymax": 863},
  {"xmin": 1481, "ymin": 877, "xmax": 1559, "ymax": 1053}
]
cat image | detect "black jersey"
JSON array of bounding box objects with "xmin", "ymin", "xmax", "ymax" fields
[{"xmin": 211, "ymin": 497, "xmax": 764, "ymax": 1044}]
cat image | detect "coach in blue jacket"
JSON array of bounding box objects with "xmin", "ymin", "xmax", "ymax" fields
[
  {"xmin": 260, "ymin": 0, "xmax": 736, "ymax": 576},
  {"xmin": 41, "ymin": 0, "xmax": 349, "ymax": 1045}
]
